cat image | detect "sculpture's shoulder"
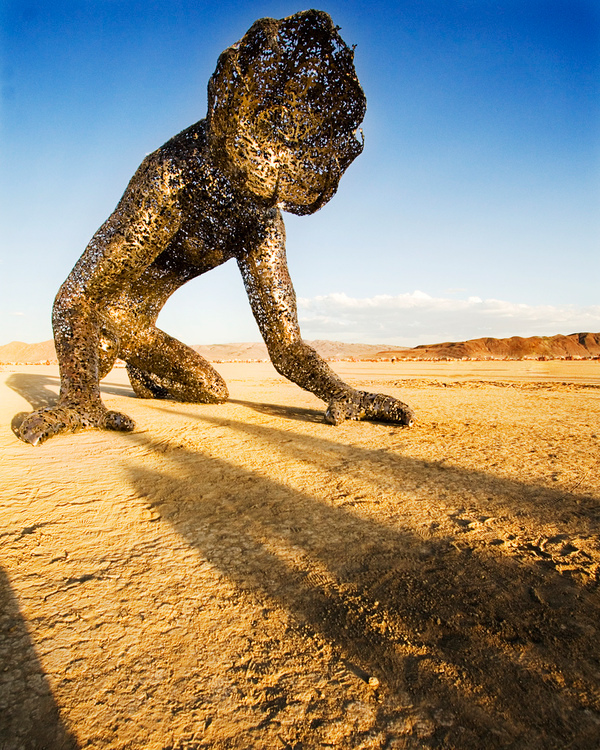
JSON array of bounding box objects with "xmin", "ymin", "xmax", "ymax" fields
[
  {"xmin": 127, "ymin": 120, "xmax": 208, "ymax": 201},
  {"xmin": 158, "ymin": 120, "xmax": 208, "ymax": 174}
]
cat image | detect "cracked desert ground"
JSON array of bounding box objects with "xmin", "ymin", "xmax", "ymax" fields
[{"xmin": 1, "ymin": 360, "xmax": 599, "ymax": 749}]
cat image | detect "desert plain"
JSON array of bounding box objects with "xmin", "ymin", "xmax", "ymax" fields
[{"xmin": 1, "ymin": 359, "xmax": 599, "ymax": 749}]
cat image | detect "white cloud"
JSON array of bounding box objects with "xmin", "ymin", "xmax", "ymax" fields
[{"xmin": 297, "ymin": 292, "xmax": 600, "ymax": 345}]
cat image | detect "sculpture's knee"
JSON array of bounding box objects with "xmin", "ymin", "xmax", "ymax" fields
[
  {"xmin": 199, "ymin": 373, "xmax": 229, "ymax": 403},
  {"xmin": 127, "ymin": 362, "xmax": 229, "ymax": 404},
  {"xmin": 171, "ymin": 373, "xmax": 229, "ymax": 403}
]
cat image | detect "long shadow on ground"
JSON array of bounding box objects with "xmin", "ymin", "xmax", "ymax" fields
[
  {"xmin": 123, "ymin": 410, "xmax": 600, "ymax": 749},
  {"xmin": 0, "ymin": 566, "xmax": 78, "ymax": 750},
  {"xmin": 6, "ymin": 373, "xmax": 134, "ymax": 410},
  {"xmin": 8, "ymin": 374, "xmax": 600, "ymax": 746},
  {"xmin": 155, "ymin": 402, "xmax": 600, "ymax": 540}
]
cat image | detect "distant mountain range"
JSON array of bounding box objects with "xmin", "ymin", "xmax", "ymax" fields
[
  {"xmin": 379, "ymin": 332, "xmax": 600, "ymax": 361},
  {"xmin": 0, "ymin": 339, "xmax": 387, "ymax": 364},
  {"xmin": 2, "ymin": 333, "xmax": 599, "ymax": 364}
]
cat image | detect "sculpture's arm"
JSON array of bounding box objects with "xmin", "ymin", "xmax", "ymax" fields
[
  {"xmin": 237, "ymin": 211, "xmax": 414, "ymax": 426},
  {"xmin": 18, "ymin": 153, "xmax": 184, "ymax": 445}
]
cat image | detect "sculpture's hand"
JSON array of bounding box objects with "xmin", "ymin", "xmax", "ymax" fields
[
  {"xmin": 325, "ymin": 391, "xmax": 415, "ymax": 427},
  {"xmin": 17, "ymin": 405, "xmax": 135, "ymax": 446}
]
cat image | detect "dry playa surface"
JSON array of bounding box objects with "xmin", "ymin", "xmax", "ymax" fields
[{"xmin": 1, "ymin": 360, "xmax": 600, "ymax": 749}]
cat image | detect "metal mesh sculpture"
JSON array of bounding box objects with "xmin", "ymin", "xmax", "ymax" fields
[{"xmin": 18, "ymin": 9, "xmax": 415, "ymax": 446}]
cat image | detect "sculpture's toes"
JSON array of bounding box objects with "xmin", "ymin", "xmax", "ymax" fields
[
  {"xmin": 16, "ymin": 407, "xmax": 81, "ymax": 446},
  {"xmin": 102, "ymin": 410, "xmax": 135, "ymax": 432}
]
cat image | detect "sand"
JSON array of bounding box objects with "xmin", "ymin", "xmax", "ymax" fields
[{"xmin": 1, "ymin": 360, "xmax": 599, "ymax": 749}]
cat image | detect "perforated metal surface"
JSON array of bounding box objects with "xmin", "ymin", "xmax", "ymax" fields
[{"xmin": 17, "ymin": 10, "xmax": 414, "ymax": 445}]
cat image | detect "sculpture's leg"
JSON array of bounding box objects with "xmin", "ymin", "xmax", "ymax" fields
[
  {"xmin": 16, "ymin": 148, "xmax": 186, "ymax": 445},
  {"xmin": 125, "ymin": 328, "xmax": 228, "ymax": 403}
]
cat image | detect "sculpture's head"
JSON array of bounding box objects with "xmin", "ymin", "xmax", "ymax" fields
[{"xmin": 207, "ymin": 9, "xmax": 366, "ymax": 215}]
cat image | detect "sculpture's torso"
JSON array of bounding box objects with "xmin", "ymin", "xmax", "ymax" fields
[
  {"xmin": 161, "ymin": 120, "xmax": 273, "ymax": 272},
  {"xmin": 72, "ymin": 120, "xmax": 279, "ymax": 343}
]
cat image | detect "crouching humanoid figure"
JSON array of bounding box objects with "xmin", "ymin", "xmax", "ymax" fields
[{"xmin": 18, "ymin": 9, "xmax": 414, "ymax": 445}]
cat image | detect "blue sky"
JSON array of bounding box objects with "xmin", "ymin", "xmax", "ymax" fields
[{"xmin": 1, "ymin": 0, "xmax": 599, "ymax": 346}]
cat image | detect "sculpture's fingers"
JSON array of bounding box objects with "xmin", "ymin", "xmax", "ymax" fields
[
  {"xmin": 324, "ymin": 396, "xmax": 363, "ymax": 425},
  {"xmin": 102, "ymin": 410, "xmax": 135, "ymax": 432},
  {"xmin": 360, "ymin": 392, "xmax": 415, "ymax": 426},
  {"xmin": 17, "ymin": 416, "xmax": 49, "ymax": 446},
  {"xmin": 324, "ymin": 400, "xmax": 347, "ymax": 426},
  {"xmin": 325, "ymin": 393, "xmax": 415, "ymax": 427}
]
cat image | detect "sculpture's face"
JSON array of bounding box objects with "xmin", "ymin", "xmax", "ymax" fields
[{"xmin": 207, "ymin": 10, "xmax": 366, "ymax": 215}]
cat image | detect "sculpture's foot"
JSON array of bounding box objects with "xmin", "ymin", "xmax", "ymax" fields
[
  {"xmin": 325, "ymin": 391, "xmax": 415, "ymax": 427},
  {"xmin": 17, "ymin": 405, "xmax": 135, "ymax": 446}
]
